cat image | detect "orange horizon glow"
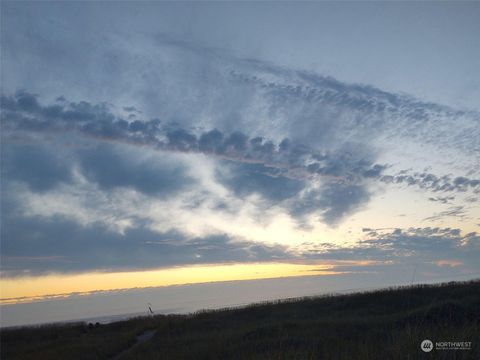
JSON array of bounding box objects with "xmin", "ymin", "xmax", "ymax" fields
[{"xmin": 0, "ymin": 262, "xmax": 356, "ymax": 305}]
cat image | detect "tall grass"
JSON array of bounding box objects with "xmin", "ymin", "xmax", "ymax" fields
[{"xmin": 2, "ymin": 280, "xmax": 479, "ymax": 360}]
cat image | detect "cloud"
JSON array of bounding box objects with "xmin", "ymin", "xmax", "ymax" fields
[
  {"xmin": 2, "ymin": 4, "xmax": 480, "ymax": 292},
  {"xmin": 2, "ymin": 35, "xmax": 479, "ymax": 277},
  {"xmin": 0, "ymin": 208, "xmax": 290, "ymax": 277},
  {"xmin": 423, "ymin": 206, "xmax": 468, "ymax": 222},
  {"xmin": 77, "ymin": 143, "xmax": 194, "ymax": 196},
  {"xmin": 315, "ymin": 182, "xmax": 371, "ymax": 225},
  {"xmin": 380, "ymin": 171, "xmax": 480, "ymax": 193},
  {"xmin": 4, "ymin": 90, "xmax": 478, "ymax": 198},
  {"xmin": 4, "ymin": 28, "xmax": 479, "ymax": 169},
  {"xmin": 428, "ymin": 196, "xmax": 455, "ymax": 204},
  {"xmin": 287, "ymin": 181, "xmax": 371, "ymax": 226},
  {"xmin": 301, "ymin": 227, "xmax": 480, "ymax": 271},
  {"xmin": 2, "ymin": 142, "xmax": 73, "ymax": 192},
  {"xmin": 2, "ymin": 91, "xmax": 389, "ymax": 225},
  {"xmin": 216, "ymin": 162, "xmax": 305, "ymax": 203},
  {"xmin": 3, "ymin": 88, "xmax": 478, "ymax": 231},
  {"xmin": 226, "ymin": 65, "xmax": 480, "ymax": 162},
  {"xmin": 434, "ymin": 260, "xmax": 462, "ymax": 268}
]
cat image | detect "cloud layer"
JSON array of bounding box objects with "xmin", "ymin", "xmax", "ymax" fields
[{"xmin": 1, "ymin": 34, "xmax": 479, "ymax": 277}]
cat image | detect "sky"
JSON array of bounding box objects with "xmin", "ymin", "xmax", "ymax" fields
[{"xmin": 1, "ymin": 1, "xmax": 479, "ymax": 327}]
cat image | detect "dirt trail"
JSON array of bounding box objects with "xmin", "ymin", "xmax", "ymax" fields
[{"xmin": 111, "ymin": 329, "xmax": 156, "ymax": 360}]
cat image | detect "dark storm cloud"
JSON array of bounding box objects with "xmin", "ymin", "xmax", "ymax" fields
[{"xmin": 0, "ymin": 205, "xmax": 290, "ymax": 277}]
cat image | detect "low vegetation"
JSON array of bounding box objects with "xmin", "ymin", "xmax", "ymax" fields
[{"xmin": 2, "ymin": 280, "xmax": 479, "ymax": 359}]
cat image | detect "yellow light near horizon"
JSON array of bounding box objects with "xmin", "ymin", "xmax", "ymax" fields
[{"xmin": 0, "ymin": 262, "xmax": 340, "ymax": 305}]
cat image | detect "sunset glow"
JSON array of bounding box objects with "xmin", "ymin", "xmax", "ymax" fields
[
  {"xmin": 1, "ymin": 1, "xmax": 479, "ymax": 328},
  {"xmin": 0, "ymin": 262, "xmax": 345, "ymax": 304}
]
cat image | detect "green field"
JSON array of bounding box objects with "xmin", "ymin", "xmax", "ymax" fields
[{"xmin": 1, "ymin": 280, "xmax": 479, "ymax": 359}]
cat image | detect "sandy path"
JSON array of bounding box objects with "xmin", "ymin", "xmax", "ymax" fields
[{"xmin": 110, "ymin": 329, "xmax": 156, "ymax": 360}]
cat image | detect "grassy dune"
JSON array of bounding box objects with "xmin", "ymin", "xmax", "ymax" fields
[{"xmin": 1, "ymin": 280, "xmax": 479, "ymax": 359}]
